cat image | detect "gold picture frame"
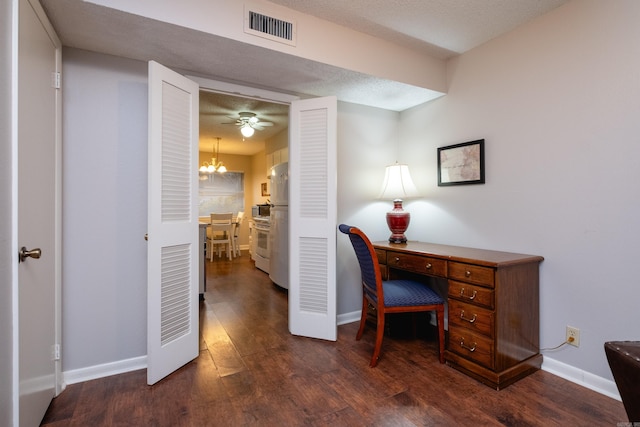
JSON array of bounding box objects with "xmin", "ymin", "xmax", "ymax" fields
[{"xmin": 261, "ymin": 182, "xmax": 270, "ymax": 196}]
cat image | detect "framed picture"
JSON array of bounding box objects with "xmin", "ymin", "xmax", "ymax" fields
[
  {"xmin": 438, "ymin": 139, "xmax": 485, "ymax": 186},
  {"xmin": 261, "ymin": 182, "xmax": 270, "ymax": 197}
]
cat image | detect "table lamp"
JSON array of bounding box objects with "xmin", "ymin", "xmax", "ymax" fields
[{"xmin": 378, "ymin": 162, "xmax": 419, "ymax": 243}]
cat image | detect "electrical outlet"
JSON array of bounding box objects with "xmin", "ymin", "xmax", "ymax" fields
[{"xmin": 566, "ymin": 326, "xmax": 580, "ymax": 347}]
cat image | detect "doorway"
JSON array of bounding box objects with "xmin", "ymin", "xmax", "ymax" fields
[
  {"xmin": 197, "ymin": 87, "xmax": 289, "ymax": 291},
  {"xmin": 196, "ymin": 80, "xmax": 339, "ymax": 342}
]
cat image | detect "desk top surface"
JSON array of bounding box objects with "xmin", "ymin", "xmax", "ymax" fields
[{"xmin": 372, "ymin": 240, "xmax": 543, "ymax": 267}]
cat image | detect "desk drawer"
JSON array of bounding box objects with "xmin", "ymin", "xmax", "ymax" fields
[
  {"xmin": 449, "ymin": 262, "xmax": 494, "ymax": 287},
  {"xmin": 375, "ymin": 249, "xmax": 386, "ymax": 266},
  {"xmin": 448, "ymin": 280, "xmax": 494, "ymax": 310},
  {"xmin": 448, "ymin": 300, "xmax": 494, "ymax": 339},
  {"xmin": 449, "ymin": 327, "xmax": 494, "ymax": 369},
  {"xmin": 387, "ymin": 252, "xmax": 447, "ymax": 277}
]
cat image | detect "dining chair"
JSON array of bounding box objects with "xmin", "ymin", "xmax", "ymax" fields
[
  {"xmin": 339, "ymin": 224, "xmax": 445, "ymax": 367},
  {"xmin": 233, "ymin": 211, "xmax": 245, "ymax": 257},
  {"xmin": 207, "ymin": 212, "xmax": 234, "ymax": 261}
]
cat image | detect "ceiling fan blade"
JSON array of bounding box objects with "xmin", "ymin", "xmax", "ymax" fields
[{"xmin": 256, "ymin": 121, "xmax": 274, "ymax": 127}]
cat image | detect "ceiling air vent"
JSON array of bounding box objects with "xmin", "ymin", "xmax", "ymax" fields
[{"xmin": 244, "ymin": 7, "xmax": 297, "ymax": 47}]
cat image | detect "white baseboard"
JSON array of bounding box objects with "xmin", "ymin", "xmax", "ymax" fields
[
  {"xmin": 337, "ymin": 310, "xmax": 361, "ymax": 326},
  {"xmin": 541, "ymin": 356, "xmax": 620, "ymax": 401},
  {"xmin": 63, "ymin": 355, "xmax": 147, "ymax": 387}
]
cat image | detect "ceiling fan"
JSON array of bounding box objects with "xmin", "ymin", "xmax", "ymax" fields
[{"xmin": 223, "ymin": 111, "xmax": 273, "ymax": 137}]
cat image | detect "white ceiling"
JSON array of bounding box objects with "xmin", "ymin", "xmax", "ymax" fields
[
  {"xmin": 266, "ymin": 0, "xmax": 568, "ymax": 59},
  {"xmin": 39, "ymin": 0, "xmax": 568, "ymax": 154}
]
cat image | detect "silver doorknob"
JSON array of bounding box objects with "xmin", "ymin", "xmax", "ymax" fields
[{"xmin": 19, "ymin": 247, "xmax": 42, "ymax": 263}]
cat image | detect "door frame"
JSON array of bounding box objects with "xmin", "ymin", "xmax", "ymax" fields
[
  {"xmin": 186, "ymin": 76, "xmax": 300, "ymax": 106},
  {"xmin": 10, "ymin": 0, "xmax": 63, "ymax": 421}
]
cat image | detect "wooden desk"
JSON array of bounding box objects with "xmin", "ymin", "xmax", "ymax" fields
[{"xmin": 372, "ymin": 240, "xmax": 544, "ymax": 390}]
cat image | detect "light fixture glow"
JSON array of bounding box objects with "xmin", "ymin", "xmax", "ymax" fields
[
  {"xmin": 240, "ymin": 124, "xmax": 255, "ymax": 138},
  {"xmin": 198, "ymin": 137, "xmax": 227, "ymax": 174},
  {"xmin": 378, "ymin": 162, "xmax": 419, "ymax": 243},
  {"xmin": 378, "ymin": 163, "xmax": 419, "ymax": 199}
]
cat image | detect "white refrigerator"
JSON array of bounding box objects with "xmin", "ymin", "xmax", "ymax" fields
[{"xmin": 269, "ymin": 162, "xmax": 289, "ymax": 289}]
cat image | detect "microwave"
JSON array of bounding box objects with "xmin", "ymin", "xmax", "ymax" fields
[{"xmin": 252, "ymin": 204, "xmax": 270, "ymax": 217}]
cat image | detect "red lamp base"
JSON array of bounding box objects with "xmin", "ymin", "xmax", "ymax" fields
[{"xmin": 386, "ymin": 199, "xmax": 410, "ymax": 243}]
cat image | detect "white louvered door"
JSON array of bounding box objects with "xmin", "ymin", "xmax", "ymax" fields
[
  {"xmin": 288, "ymin": 96, "xmax": 338, "ymax": 341},
  {"xmin": 147, "ymin": 61, "xmax": 199, "ymax": 385}
]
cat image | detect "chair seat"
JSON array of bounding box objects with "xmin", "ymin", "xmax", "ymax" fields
[{"xmin": 382, "ymin": 280, "xmax": 444, "ymax": 307}]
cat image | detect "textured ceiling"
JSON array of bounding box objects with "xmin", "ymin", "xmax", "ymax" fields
[
  {"xmin": 39, "ymin": 0, "xmax": 568, "ymax": 154},
  {"xmin": 267, "ymin": 0, "xmax": 569, "ymax": 58}
]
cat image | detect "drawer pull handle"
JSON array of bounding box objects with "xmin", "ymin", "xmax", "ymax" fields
[
  {"xmin": 460, "ymin": 288, "xmax": 477, "ymax": 300},
  {"xmin": 460, "ymin": 310, "xmax": 477, "ymax": 323},
  {"xmin": 460, "ymin": 339, "xmax": 477, "ymax": 352},
  {"xmin": 425, "ymin": 263, "xmax": 432, "ymax": 270},
  {"xmin": 465, "ymin": 270, "xmax": 472, "ymax": 277},
  {"xmin": 394, "ymin": 257, "xmax": 400, "ymax": 264}
]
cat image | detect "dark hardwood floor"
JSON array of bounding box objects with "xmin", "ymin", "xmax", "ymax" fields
[{"xmin": 42, "ymin": 252, "xmax": 626, "ymax": 426}]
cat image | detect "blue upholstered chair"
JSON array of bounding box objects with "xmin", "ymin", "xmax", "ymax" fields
[{"xmin": 339, "ymin": 224, "xmax": 445, "ymax": 367}]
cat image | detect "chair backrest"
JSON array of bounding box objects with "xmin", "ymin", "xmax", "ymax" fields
[
  {"xmin": 234, "ymin": 211, "xmax": 245, "ymax": 236},
  {"xmin": 210, "ymin": 212, "xmax": 234, "ymax": 239},
  {"xmin": 210, "ymin": 212, "xmax": 233, "ymax": 225},
  {"xmin": 338, "ymin": 224, "xmax": 383, "ymax": 305}
]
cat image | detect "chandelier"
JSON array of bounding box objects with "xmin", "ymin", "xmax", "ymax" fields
[{"xmin": 199, "ymin": 137, "xmax": 227, "ymax": 173}]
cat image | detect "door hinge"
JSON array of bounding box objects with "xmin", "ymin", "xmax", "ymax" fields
[
  {"xmin": 52, "ymin": 72, "xmax": 61, "ymax": 89},
  {"xmin": 52, "ymin": 344, "xmax": 61, "ymax": 361}
]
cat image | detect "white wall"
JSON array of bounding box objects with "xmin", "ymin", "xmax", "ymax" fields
[
  {"xmin": 397, "ymin": 0, "xmax": 640, "ymax": 382},
  {"xmin": 335, "ymin": 102, "xmax": 400, "ymax": 315},
  {"xmin": 61, "ymin": 48, "xmax": 148, "ymax": 371},
  {"xmin": 1, "ymin": 0, "xmax": 15, "ymax": 423}
]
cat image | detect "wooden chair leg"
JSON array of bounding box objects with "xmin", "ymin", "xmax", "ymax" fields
[
  {"xmin": 370, "ymin": 310, "xmax": 385, "ymax": 367},
  {"xmin": 356, "ymin": 296, "xmax": 367, "ymax": 340},
  {"xmin": 436, "ymin": 306, "xmax": 445, "ymax": 364}
]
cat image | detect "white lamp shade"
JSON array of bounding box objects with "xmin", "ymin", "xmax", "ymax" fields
[
  {"xmin": 378, "ymin": 163, "xmax": 419, "ymax": 199},
  {"xmin": 240, "ymin": 124, "xmax": 255, "ymax": 137},
  {"xmin": 216, "ymin": 164, "xmax": 227, "ymax": 173}
]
